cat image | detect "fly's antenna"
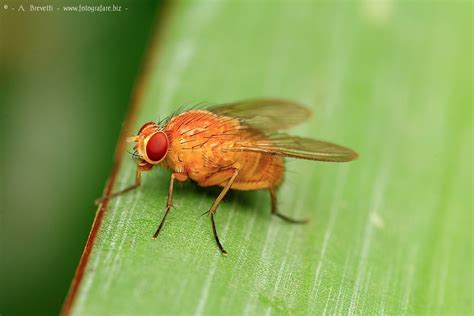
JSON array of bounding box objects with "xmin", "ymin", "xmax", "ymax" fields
[{"xmin": 126, "ymin": 136, "xmax": 138, "ymax": 143}]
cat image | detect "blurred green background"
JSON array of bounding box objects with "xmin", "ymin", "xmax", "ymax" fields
[{"xmin": 1, "ymin": 1, "xmax": 160, "ymax": 314}]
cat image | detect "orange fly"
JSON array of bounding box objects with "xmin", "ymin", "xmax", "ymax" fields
[{"xmin": 99, "ymin": 99, "xmax": 358, "ymax": 255}]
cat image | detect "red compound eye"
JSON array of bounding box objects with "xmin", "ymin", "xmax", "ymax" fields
[{"xmin": 146, "ymin": 131, "xmax": 169, "ymax": 162}]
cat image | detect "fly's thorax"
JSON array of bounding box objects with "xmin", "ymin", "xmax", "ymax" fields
[
  {"xmin": 164, "ymin": 110, "xmax": 242, "ymax": 152},
  {"xmin": 162, "ymin": 110, "xmax": 243, "ymax": 179},
  {"xmin": 159, "ymin": 150, "xmax": 185, "ymax": 174}
]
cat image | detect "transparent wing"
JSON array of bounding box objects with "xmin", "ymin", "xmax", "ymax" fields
[
  {"xmin": 208, "ymin": 99, "xmax": 312, "ymax": 131},
  {"xmin": 229, "ymin": 133, "xmax": 358, "ymax": 162}
]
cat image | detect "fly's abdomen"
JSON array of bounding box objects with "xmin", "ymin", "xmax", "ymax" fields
[{"xmin": 230, "ymin": 151, "xmax": 284, "ymax": 190}]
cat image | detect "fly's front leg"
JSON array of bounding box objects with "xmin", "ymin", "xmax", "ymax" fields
[
  {"xmin": 152, "ymin": 172, "xmax": 187, "ymax": 239},
  {"xmin": 270, "ymin": 188, "xmax": 309, "ymax": 224},
  {"xmin": 95, "ymin": 168, "xmax": 142, "ymax": 205},
  {"xmin": 208, "ymin": 169, "xmax": 239, "ymax": 256}
]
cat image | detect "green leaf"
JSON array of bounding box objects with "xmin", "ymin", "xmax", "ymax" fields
[{"xmin": 65, "ymin": 1, "xmax": 472, "ymax": 315}]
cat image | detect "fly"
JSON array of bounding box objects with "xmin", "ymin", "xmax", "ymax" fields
[{"xmin": 98, "ymin": 99, "xmax": 358, "ymax": 255}]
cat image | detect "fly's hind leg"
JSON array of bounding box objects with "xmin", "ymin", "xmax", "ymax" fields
[{"xmin": 270, "ymin": 188, "xmax": 309, "ymax": 224}]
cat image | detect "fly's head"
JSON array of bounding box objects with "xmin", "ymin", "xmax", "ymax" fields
[{"xmin": 127, "ymin": 122, "xmax": 169, "ymax": 167}]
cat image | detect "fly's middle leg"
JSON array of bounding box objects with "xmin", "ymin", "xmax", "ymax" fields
[
  {"xmin": 208, "ymin": 169, "xmax": 239, "ymax": 256},
  {"xmin": 270, "ymin": 188, "xmax": 309, "ymax": 224}
]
